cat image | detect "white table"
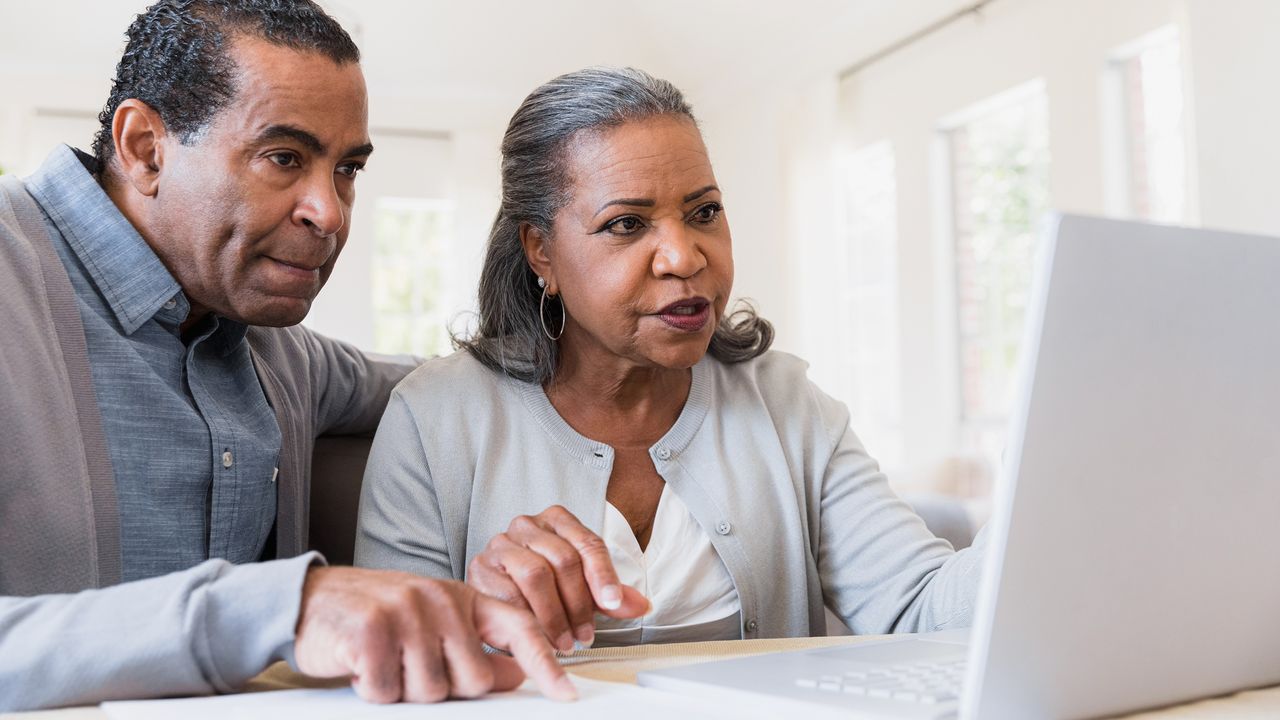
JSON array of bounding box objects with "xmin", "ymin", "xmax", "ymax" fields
[{"xmin": 8, "ymin": 635, "xmax": 1280, "ymax": 719}]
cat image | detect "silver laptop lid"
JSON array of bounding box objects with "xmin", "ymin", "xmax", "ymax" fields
[{"xmin": 964, "ymin": 214, "xmax": 1280, "ymax": 719}]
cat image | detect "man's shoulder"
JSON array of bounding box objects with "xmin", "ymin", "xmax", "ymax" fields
[{"xmin": 0, "ymin": 177, "xmax": 44, "ymax": 267}]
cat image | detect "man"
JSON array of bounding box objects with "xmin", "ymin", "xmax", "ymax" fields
[{"xmin": 0, "ymin": 0, "xmax": 573, "ymax": 711}]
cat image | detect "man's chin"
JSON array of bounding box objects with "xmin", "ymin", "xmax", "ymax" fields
[{"xmin": 232, "ymin": 295, "xmax": 314, "ymax": 328}]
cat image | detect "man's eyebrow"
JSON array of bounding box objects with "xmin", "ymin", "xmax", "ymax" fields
[
  {"xmin": 596, "ymin": 197, "xmax": 656, "ymax": 214},
  {"xmin": 255, "ymin": 124, "xmax": 327, "ymax": 155},
  {"xmin": 683, "ymin": 185, "xmax": 719, "ymax": 203}
]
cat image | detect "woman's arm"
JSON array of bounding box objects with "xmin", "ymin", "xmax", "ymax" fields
[
  {"xmin": 354, "ymin": 392, "xmax": 456, "ymax": 579},
  {"xmin": 813, "ymin": 387, "xmax": 986, "ymax": 635}
]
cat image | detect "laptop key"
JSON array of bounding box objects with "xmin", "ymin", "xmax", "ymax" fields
[{"xmin": 868, "ymin": 687, "xmax": 894, "ymax": 699}]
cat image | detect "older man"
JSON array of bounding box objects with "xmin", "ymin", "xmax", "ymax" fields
[{"xmin": 0, "ymin": 0, "xmax": 572, "ymax": 711}]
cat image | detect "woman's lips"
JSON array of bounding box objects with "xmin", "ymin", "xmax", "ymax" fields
[{"xmin": 655, "ymin": 299, "xmax": 711, "ymax": 332}]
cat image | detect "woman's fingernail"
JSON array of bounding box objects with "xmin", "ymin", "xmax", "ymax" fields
[
  {"xmin": 599, "ymin": 584, "xmax": 622, "ymax": 610},
  {"xmin": 575, "ymin": 623, "xmax": 595, "ymax": 645},
  {"xmin": 557, "ymin": 632, "xmax": 575, "ymax": 653}
]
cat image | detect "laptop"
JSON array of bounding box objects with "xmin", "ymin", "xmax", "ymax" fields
[{"xmin": 639, "ymin": 214, "xmax": 1280, "ymax": 719}]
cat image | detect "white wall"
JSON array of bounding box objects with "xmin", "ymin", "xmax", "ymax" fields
[
  {"xmin": 798, "ymin": 0, "xmax": 1280, "ymax": 481},
  {"xmin": 1183, "ymin": 0, "xmax": 1280, "ymax": 237}
]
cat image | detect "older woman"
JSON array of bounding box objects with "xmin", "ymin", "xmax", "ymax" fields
[{"xmin": 355, "ymin": 67, "xmax": 984, "ymax": 653}]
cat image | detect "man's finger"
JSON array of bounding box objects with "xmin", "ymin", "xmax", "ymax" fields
[
  {"xmin": 441, "ymin": 628, "xmax": 496, "ymax": 699},
  {"xmin": 487, "ymin": 654, "xmax": 527, "ymax": 692},
  {"xmin": 349, "ymin": 627, "xmax": 404, "ymax": 704},
  {"xmin": 476, "ymin": 595, "xmax": 577, "ymax": 702},
  {"xmin": 400, "ymin": 636, "xmax": 450, "ymax": 703}
]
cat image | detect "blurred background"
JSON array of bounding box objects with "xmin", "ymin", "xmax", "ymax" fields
[{"xmin": 2, "ymin": 0, "xmax": 1274, "ymax": 513}]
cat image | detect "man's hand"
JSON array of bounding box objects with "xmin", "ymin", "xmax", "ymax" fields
[
  {"xmin": 293, "ymin": 567, "xmax": 577, "ymax": 703},
  {"xmin": 466, "ymin": 505, "xmax": 650, "ymax": 653}
]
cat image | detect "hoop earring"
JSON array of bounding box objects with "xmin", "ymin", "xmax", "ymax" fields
[{"xmin": 540, "ymin": 284, "xmax": 565, "ymax": 341}]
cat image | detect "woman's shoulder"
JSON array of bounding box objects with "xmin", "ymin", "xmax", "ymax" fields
[
  {"xmin": 705, "ymin": 348, "xmax": 814, "ymax": 393},
  {"xmin": 391, "ymin": 349, "xmax": 514, "ymax": 411},
  {"xmin": 705, "ymin": 349, "xmax": 849, "ymax": 435}
]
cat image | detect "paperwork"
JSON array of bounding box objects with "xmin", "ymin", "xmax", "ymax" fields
[{"xmin": 101, "ymin": 676, "xmax": 773, "ymax": 720}]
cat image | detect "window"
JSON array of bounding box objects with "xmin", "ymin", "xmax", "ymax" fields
[
  {"xmin": 370, "ymin": 198, "xmax": 454, "ymax": 358},
  {"xmin": 1109, "ymin": 26, "xmax": 1187, "ymax": 223},
  {"xmin": 944, "ymin": 82, "xmax": 1051, "ymax": 465},
  {"xmin": 838, "ymin": 141, "xmax": 903, "ymax": 468}
]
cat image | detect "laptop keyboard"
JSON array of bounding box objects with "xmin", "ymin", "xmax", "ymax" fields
[{"xmin": 794, "ymin": 657, "xmax": 965, "ymax": 704}]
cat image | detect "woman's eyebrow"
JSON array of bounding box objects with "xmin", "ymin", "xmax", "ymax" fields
[
  {"xmin": 594, "ymin": 185, "xmax": 721, "ymax": 215},
  {"xmin": 596, "ymin": 197, "xmax": 655, "ymax": 214},
  {"xmin": 683, "ymin": 185, "xmax": 719, "ymax": 203}
]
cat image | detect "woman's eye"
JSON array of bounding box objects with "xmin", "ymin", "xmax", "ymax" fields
[
  {"xmin": 693, "ymin": 202, "xmax": 722, "ymax": 223},
  {"xmin": 605, "ymin": 216, "xmax": 643, "ymax": 234}
]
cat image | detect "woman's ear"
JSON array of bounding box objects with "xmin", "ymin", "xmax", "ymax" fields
[
  {"xmin": 110, "ymin": 99, "xmax": 167, "ymax": 198},
  {"xmin": 520, "ymin": 222, "xmax": 557, "ymax": 294}
]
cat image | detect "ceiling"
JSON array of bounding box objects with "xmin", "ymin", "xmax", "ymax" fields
[{"xmin": 1, "ymin": 0, "xmax": 976, "ymax": 128}]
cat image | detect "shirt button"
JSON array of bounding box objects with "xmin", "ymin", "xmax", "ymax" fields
[
  {"xmin": 716, "ymin": 521, "xmax": 732, "ymax": 535},
  {"xmin": 270, "ymin": 467, "xmax": 279, "ymax": 483},
  {"xmin": 222, "ymin": 451, "xmax": 233, "ymax": 468},
  {"xmin": 745, "ymin": 619, "xmax": 759, "ymax": 633},
  {"xmin": 655, "ymin": 447, "xmax": 672, "ymax": 461},
  {"xmin": 163, "ymin": 298, "xmax": 177, "ymax": 310}
]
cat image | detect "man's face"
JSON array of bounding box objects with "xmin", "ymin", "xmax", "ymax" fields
[{"xmin": 148, "ymin": 37, "xmax": 371, "ymax": 327}]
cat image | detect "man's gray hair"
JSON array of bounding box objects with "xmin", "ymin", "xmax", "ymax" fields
[{"xmin": 455, "ymin": 66, "xmax": 773, "ymax": 384}]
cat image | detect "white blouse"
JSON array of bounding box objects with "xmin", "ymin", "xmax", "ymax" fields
[{"xmin": 593, "ymin": 485, "xmax": 741, "ymax": 646}]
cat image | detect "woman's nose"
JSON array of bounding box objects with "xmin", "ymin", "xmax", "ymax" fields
[{"xmin": 652, "ymin": 224, "xmax": 708, "ymax": 278}]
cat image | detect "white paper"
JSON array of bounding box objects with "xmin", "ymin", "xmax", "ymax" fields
[{"xmin": 100, "ymin": 676, "xmax": 776, "ymax": 720}]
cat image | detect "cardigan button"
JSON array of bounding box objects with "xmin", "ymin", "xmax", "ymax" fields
[
  {"xmin": 716, "ymin": 521, "xmax": 732, "ymax": 535},
  {"xmin": 655, "ymin": 447, "xmax": 672, "ymax": 461},
  {"xmin": 745, "ymin": 619, "xmax": 759, "ymax": 633}
]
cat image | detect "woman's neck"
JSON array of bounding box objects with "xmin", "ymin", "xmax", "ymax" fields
[{"xmin": 545, "ymin": 336, "xmax": 692, "ymax": 447}]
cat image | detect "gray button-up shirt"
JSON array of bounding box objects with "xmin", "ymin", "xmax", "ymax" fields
[{"xmin": 23, "ymin": 146, "xmax": 283, "ymax": 582}]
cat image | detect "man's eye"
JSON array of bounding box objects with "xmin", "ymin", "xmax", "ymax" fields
[
  {"xmin": 269, "ymin": 152, "xmax": 300, "ymax": 168},
  {"xmin": 605, "ymin": 216, "xmax": 643, "ymax": 234},
  {"xmin": 336, "ymin": 162, "xmax": 365, "ymax": 178}
]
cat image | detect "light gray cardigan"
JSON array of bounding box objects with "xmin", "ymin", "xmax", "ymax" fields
[{"xmin": 356, "ymin": 350, "xmax": 985, "ymax": 639}]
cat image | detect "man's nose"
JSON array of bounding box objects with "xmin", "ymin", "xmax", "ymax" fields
[{"xmin": 295, "ymin": 175, "xmax": 345, "ymax": 237}]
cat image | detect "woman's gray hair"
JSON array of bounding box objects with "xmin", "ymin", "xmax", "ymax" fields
[{"xmin": 455, "ymin": 66, "xmax": 773, "ymax": 384}]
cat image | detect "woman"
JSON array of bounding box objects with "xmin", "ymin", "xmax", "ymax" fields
[{"xmin": 355, "ymin": 67, "xmax": 983, "ymax": 653}]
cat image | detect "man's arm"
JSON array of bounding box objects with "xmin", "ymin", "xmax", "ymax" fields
[
  {"xmin": 0, "ymin": 557, "xmax": 576, "ymax": 712},
  {"xmin": 300, "ymin": 328, "xmax": 421, "ymax": 437},
  {"xmin": 0, "ymin": 555, "xmax": 315, "ymax": 712}
]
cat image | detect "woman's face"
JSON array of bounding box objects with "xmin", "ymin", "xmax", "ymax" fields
[{"xmin": 526, "ymin": 115, "xmax": 734, "ymax": 372}]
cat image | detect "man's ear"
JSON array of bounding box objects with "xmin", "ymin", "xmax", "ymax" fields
[
  {"xmin": 519, "ymin": 223, "xmax": 556, "ymax": 294},
  {"xmin": 110, "ymin": 99, "xmax": 168, "ymax": 198}
]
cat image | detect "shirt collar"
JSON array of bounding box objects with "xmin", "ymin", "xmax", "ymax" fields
[{"xmin": 24, "ymin": 145, "xmax": 183, "ymax": 335}]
